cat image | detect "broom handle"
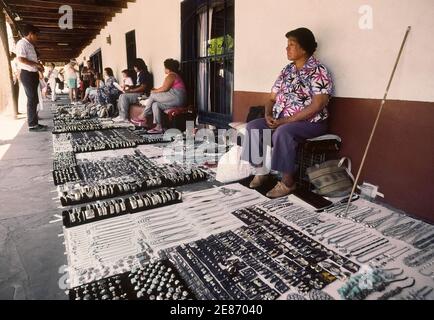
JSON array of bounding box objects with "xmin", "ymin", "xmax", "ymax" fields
[{"xmin": 344, "ymin": 26, "xmax": 412, "ymax": 216}]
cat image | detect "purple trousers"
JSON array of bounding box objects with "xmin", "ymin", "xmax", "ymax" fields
[{"xmin": 241, "ymin": 118, "xmax": 327, "ymax": 174}]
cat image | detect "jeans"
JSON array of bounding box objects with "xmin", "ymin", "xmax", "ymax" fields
[
  {"xmin": 20, "ymin": 70, "xmax": 40, "ymax": 127},
  {"xmin": 241, "ymin": 118, "xmax": 328, "ymax": 174},
  {"xmin": 143, "ymin": 89, "xmax": 187, "ymax": 125},
  {"xmin": 117, "ymin": 93, "xmax": 142, "ymax": 120}
]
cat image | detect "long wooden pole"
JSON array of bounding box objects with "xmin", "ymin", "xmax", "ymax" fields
[
  {"xmin": 343, "ymin": 26, "xmax": 412, "ymax": 216},
  {"xmin": 0, "ymin": 9, "xmax": 17, "ymax": 116}
]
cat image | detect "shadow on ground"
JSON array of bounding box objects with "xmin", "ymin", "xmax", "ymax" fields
[{"xmin": 0, "ymin": 99, "xmax": 67, "ymax": 300}]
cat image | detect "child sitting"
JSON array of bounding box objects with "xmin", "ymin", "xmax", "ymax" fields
[
  {"xmin": 82, "ymin": 78, "xmax": 97, "ymax": 103},
  {"xmin": 121, "ymin": 69, "xmax": 134, "ymax": 91}
]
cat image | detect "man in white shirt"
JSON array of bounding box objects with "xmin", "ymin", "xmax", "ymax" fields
[{"xmin": 16, "ymin": 24, "xmax": 47, "ymax": 132}]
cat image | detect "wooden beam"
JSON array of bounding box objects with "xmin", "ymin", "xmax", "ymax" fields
[
  {"xmin": 7, "ymin": 0, "xmax": 126, "ymax": 14},
  {"xmin": 19, "ymin": 22, "xmax": 106, "ymax": 30},
  {"xmin": 12, "ymin": 9, "xmax": 114, "ymax": 19},
  {"xmin": 17, "ymin": 25, "xmax": 100, "ymax": 35},
  {"xmin": 17, "ymin": 15, "xmax": 109, "ymax": 23}
]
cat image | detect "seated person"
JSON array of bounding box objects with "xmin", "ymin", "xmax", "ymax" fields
[
  {"xmin": 86, "ymin": 72, "xmax": 105, "ymax": 102},
  {"xmin": 120, "ymin": 69, "xmax": 134, "ymax": 91},
  {"xmin": 96, "ymin": 67, "xmax": 121, "ymax": 106},
  {"xmin": 139, "ymin": 59, "xmax": 187, "ymax": 133},
  {"xmin": 114, "ymin": 58, "xmax": 152, "ymax": 121},
  {"xmin": 82, "ymin": 77, "xmax": 97, "ymax": 103},
  {"xmin": 241, "ymin": 27, "xmax": 334, "ymax": 198}
]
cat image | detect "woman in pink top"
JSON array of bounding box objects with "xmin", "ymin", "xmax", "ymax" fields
[{"xmin": 140, "ymin": 59, "xmax": 187, "ymax": 133}]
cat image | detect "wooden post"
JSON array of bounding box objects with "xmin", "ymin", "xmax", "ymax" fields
[{"xmin": 0, "ymin": 9, "xmax": 18, "ymax": 117}]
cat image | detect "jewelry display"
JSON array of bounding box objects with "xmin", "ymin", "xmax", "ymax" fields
[
  {"xmin": 58, "ymin": 166, "xmax": 208, "ymax": 206},
  {"xmin": 338, "ymin": 267, "xmax": 407, "ymax": 300},
  {"xmin": 69, "ymin": 259, "xmax": 194, "ymax": 300},
  {"xmin": 53, "ymin": 118, "xmax": 103, "ymax": 134},
  {"xmin": 62, "ymin": 189, "xmax": 181, "ymax": 228},
  {"xmin": 53, "ymin": 151, "xmax": 77, "ymax": 171},
  {"xmin": 63, "ymin": 185, "xmax": 265, "ymax": 287},
  {"xmin": 53, "ymin": 129, "xmax": 168, "ymax": 155},
  {"xmin": 52, "ymin": 102, "xmax": 117, "ymax": 123},
  {"xmin": 286, "ymin": 293, "xmax": 306, "ymax": 300},
  {"xmin": 366, "ymin": 246, "xmax": 412, "ymax": 267},
  {"xmin": 49, "ymin": 102, "xmax": 434, "ymax": 302},
  {"xmin": 135, "ymin": 185, "xmax": 263, "ymax": 250},
  {"xmin": 61, "ymin": 185, "xmax": 434, "ymax": 299},
  {"xmin": 403, "ymin": 246, "xmax": 434, "ymax": 267},
  {"xmin": 401, "ymin": 286, "xmax": 434, "ymax": 300},
  {"xmin": 53, "ymin": 167, "xmax": 81, "ymax": 186},
  {"xmin": 77, "ymin": 150, "xmax": 158, "ymax": 182},
  {"xmin": 164, "ymin": 235, "xmax": 281, "ymax": 300},
  {"xmin": 163, "ymin": 218, "xmax": 353, "ymax": 300},
  {"xmin": 308, "ymin": 290, "xmax": 335, "ymax": 300},
  {"xmin": 159, "ymin": 201, "xmax": 360, "ymax": 300},
  {"xmin": 355, "ymin": 245, "xmax": 398, "ymax": 264},
  {"xmin": 418, "ymin": 260, "xmax": 434, "ymax": 278},
  {"xmin": 377, "ymin": 278, "xmax": 416, "ymax": 300},
  {"xmin": 318, "ymin": 197, "xmax": 434, "ymax": 249},
  {"xmin": 411, "ymin": 233, "xmax": 434, "ymax": 250},
  {"xmin": 53, "ymin": 134, "xmax": 73, "ymax": 153}
]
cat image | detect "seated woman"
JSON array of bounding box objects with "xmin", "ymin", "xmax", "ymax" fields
[
  {"xmin": 139, "ymin": 59, "xmax": 187, "ymax": 133},
  {"xmin": 95, "ymin": 67, "xmax": 120, "ymax": 106},
  {"xmin": 114, "ymin": 58, "xmax": 152, "ymax": 121},
  {"xmin": 241, "ymin": 27, "xmax": 334, "ymax": 198}
]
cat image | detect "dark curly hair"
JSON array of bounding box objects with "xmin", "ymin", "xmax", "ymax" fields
[
  {"xmin": 22, "ymin": 24, "xmax": 40, "ymax": 36},
  {"xmin": 132, "ymin": 58, "xmax": 148, "ymax": 72},
  {"xmin": 285, "ymin": 27, "xmax": 318, "ymax": 56},
  {"xmin": 164, "ymin": 59, "xmax": 180, "ymax": 73}
]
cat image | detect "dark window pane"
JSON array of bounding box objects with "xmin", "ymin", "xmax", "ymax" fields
[{"xmin": 181, "ymin": 0, "xmax": 234, "ymax": 127}]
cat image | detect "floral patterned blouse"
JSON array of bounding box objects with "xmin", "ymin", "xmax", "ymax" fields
[{"xmin": 271, "ymin": 56, "xmax": 334, "ymax": 123}]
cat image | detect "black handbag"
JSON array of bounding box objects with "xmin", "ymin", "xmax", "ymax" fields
[{"xmin": 246, "ymin": 106, "xmax": 265, "ymax": 123}]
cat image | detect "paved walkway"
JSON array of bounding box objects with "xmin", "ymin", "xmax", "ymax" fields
[{"xmin": 0, "ymin": 99, "xmax": 67, "ymax": 300}]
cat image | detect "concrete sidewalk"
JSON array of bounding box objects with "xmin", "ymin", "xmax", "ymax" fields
[{"xmin": 0, "ymin": 99, "xmax": 67, "ymax": 300}]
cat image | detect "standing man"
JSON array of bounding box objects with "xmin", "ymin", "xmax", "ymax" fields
[{"xmin": 16, "ymin": 24, "xmax": 47, "ymax": 132}]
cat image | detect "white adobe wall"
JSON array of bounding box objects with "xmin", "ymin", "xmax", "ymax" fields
[
  {"xmin": 77, "ymin": 0, "xmax": 181, "ymax": 87},
  {"xmin": 235, "ymin": 0, "xmax": 434, "ymax": 102}
]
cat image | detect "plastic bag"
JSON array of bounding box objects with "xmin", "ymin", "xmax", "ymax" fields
[{"xmin": 216, "ymin": 145, "xmax": 253, "ymax": 183}]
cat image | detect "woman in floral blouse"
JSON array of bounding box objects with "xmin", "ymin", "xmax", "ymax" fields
[
  {"xmin": 96, "ymin": 67, "xmax": 121, "ymax": 106},
  {"xmin": 242, "ymin": 27, "xmax": 334, "ymax": 198}
]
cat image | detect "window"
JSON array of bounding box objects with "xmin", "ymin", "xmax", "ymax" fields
[
  {"xmin": 181, "ymin": 0, "xmax": 234, "ymax": 128},
  {"xmin": 90, "ymin": 49, "xmax": 103, "ymax": 75},
  {"xmin": 125, "ymin": 30, "xmax": 137, "ymax": 70}
]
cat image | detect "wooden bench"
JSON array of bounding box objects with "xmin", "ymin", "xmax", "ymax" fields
[{"xmin": 129, "ymin": 104, "xmax": 195, "ymax": 131}]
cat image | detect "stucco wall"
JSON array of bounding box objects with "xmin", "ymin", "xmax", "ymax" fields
[
  {"xmin": 77, "ymin": 0, "xmax": 181, "ymax": 87},
  {"xmin": 234, "ymin": 0, "xmax": 434, "ymax": 102}
]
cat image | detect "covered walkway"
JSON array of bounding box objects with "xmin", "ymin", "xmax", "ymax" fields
[
  {"xmin": 0, "ymin": 0, "xmax": 433, "ymax": 303},
  {"xmin": 0, "ymin": 99, "xmax": 65, "ymax": 299}
]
